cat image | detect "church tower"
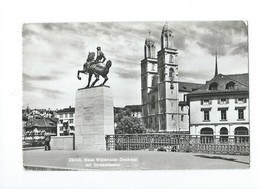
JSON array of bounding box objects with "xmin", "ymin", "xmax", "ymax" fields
[
  {"xmin": 157, "ymin": 23, "xmax": 179, "ymax": 131},
  {"xmin": 141, "ymin": 32, "xmax": 158, "ymax": 128}
]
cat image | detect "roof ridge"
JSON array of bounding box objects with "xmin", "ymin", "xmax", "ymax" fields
[{"xmin": 225, "ymin": 73, "xmax": 248, "ymax": 76}]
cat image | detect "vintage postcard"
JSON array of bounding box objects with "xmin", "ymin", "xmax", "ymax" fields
[{"xmin": 22, "ymin": 21, "xmax": 249, "ymax": 170}]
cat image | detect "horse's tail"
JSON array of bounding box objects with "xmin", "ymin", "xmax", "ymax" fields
[{"xmin": 106, "ymin": 60, "xmax": 112, "ymax": 69}]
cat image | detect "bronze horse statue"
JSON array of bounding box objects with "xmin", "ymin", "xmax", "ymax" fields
[{"xmin": 77, "ymin": 52, "xmax": 112, "ymax": 88}]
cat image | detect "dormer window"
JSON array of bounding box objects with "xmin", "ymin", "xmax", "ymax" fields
[
  {"xmin": 226, "ymin": 81, "xmax": 235, "ymax": 90},
  {"xmin": 209, "ymin": 82, "xmax": 218, "ymax": 91}
]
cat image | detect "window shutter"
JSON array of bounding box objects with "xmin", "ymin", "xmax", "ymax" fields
[
  {"xmin": 243, "ymin": 98, "xmax": 247, "ymax": 103},
  {"xmin": 218, "ymin": 99, "xmax": 220, "ymax": 104},
  {"xmin": 235, "ymin": 98, "xmax": 238, "ymax": 103},
  {"xmin": 201, "ymin": 100, "xmax": 203, "ymax": 105},
  {"xmin": 226, "ymin": 98, "xmax": 229, "ymax": 104},
  {"xmin": 209, "ymin": 100, "xmax": 212, "ymax": 105}
]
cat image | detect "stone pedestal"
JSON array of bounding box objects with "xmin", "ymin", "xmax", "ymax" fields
[{"xmin": 75, "ymin": 86, "xmax": 114, "ymax": 151}]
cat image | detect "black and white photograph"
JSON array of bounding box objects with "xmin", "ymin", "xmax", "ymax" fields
[
  {"xmin": 1, "ymin": 0, "xmax": 260, "ymax": 188},
  {"xmin": 22, "ymin": 21, "xmax": 249, "ymax": 170}
]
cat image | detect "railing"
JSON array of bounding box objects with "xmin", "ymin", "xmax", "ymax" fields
[{"xmin": 105, "ymin": 134, "xmax": 250, "ymax": 155}]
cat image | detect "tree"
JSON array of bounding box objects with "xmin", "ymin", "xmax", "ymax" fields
[{"xmin": 114, "ymin": 109, "xmax": 145, "ymax": 134}]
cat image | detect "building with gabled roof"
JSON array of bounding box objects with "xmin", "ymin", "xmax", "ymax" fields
[
  {"xmin": 187, "ymin": 71, "xmax": 249, "ymax": 139},
  {"xmin": 24, "ymin": 117, "xmax": 58, "ymax": 136}
]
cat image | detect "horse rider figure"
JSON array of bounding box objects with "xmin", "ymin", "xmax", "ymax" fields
[
  {"xmin": 90, "ymin": 46, "xmax": 106, "ymax": 66},
  {"xmin": 77, "ymin": 47, "xmax": 112, "ymax": 88}
]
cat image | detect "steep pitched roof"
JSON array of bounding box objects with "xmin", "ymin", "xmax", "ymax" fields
[
  {"xmin": 190, "ymin": 73, "xmax": 249, "ymax": 95},
  {"xmin": 25, "ymin": 117, "xmax": 57, "ymax": 128},
  {"xmin": 179, "ymin": 82, "xmax": 204, "ymax": 92},
  {"xmin": 225, "ymin": 73, "xmax": 249, "ymax": 86}
]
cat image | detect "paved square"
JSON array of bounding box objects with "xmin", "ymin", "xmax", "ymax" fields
[{"xmin": 23, "ymin": 149, "xmax": 249, "ymax": 170}]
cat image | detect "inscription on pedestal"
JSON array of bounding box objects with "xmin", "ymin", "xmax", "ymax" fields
[{"xmin": 83, "ymin": 107, "xmax": 94, "ymax": 120}]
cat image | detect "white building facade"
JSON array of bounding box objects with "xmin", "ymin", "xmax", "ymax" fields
[
  {"xmin": 187, "ymin": 73, "xmax": 249, "ymax": 140},
  {"xmin": 56, "ymin": 106, "xmax": 75, "ymax": 136}
]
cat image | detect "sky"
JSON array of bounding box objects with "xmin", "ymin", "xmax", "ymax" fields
[{"xmin": 22, "ymin": 21, "xmax": 248, "ymax": 109}]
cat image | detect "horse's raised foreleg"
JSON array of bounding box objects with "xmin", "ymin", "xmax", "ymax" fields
[
  {"xmin": 91, "ymin": 74, "xmax": 99, "ymax": 87},
  {"xmin": 77, "ymin": 70, "xmax": 85, "ymax": 80},
  {"xmin": 86, "ymin": 73, "xmax": 92, "ymax": 88}
]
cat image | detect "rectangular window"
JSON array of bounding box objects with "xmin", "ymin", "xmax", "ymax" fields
[
  {"xmin": 65, "ymin": 114, "xmax": 68, "ymax": 118},
  {"xmin": 221, "ymin": 99, "xmax": 226, "ymax": 104},
  {"xmin": 69, "ymin": 113, "xmax": 73, "ymax": 118},
  {"xmin": 203, "ymin": 99, "xmax": 209, "ymax": 105},
  {"xmin": 221, "ymin": 110, "xmax": 227, "ymax": 120},
  {"xmin": 181, "ymin": 115, "xmax": 184, "ymax": 121},
  {"xmin": 59, "ymin": 126, "xmax": 63, "ymax": 131},
  {"xmin": 201, "ymin": 99, "xmax": 211, "ymax": 105},
  {"xmin": 204, "ymin": 111, "xmax": 210, "ymax": 121},
  {"xmin": 69, "ymin": 119, "xmax": 74, "ymax": 123},
  {"xmin": 60, "ymin": 120, "xmax": 63, "ymax": 124},
  {"xmin": 59, "ymin": 114, "xmax": 63, "ymax": 118},
  {"xmin": 236, "ymin": 98, "xmax": 246, "ymax": 104},
  {"xmin": 238, "ymin": 109, "xmax": 244, "ymax": 119}
]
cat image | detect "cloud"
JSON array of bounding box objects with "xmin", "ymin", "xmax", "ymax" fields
[
  {"xmin": 22, "ymin": 21, "xmax": 248, "ymax": 109},
  {"xmin": 231, "ymin": 41, "xmax": 248, "ymax": 56},
  {"xmin": 113, "ymin": 68, "xmax": 140, "ymax": 79},
  {"xmin": 23, "ymin": 73, "xmax": 64, "ymax": 99},
  {"xmin": 23, "ymin": 73, "xmax": 58, "ymax": 81}
]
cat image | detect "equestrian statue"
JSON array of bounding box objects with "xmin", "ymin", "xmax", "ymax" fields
[{"xmin": 77, "ymin": 47, "xmax": 112, "ymax": 88}]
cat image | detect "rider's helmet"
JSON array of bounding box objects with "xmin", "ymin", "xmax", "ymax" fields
[{"xmin": 97, "ymin": 46, "xmax": 101, "ymax": 50}]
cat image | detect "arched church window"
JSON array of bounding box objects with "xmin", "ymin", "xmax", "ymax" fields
[
  {"xmin": 169, "ymin": 68, "xmax": 174, "ymax": 78},
  {"xmin": 152, "ymin": 76, "xmax": 157, "ymax": 87},
  {"xmin": 169, "ymin": 55, "xmax": 174, "ymax": 63},
  {"xmin": 152, "ymin": 63, "xmax": 155, "ymax": 71},
  {"xmin": 147, "ymin": 46, "xmax": 151, "ymax": 58},
  {"xmin": 165, "ymin": 35, "xmax": 168, "ymax": 47}
]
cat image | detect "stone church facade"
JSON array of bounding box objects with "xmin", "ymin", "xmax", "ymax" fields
[{"xmin": 140, "ymin": 23, "xmax": 203, "ymax": 132}]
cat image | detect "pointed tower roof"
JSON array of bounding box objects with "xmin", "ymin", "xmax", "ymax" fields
[{"xmin": 214, "ymin": 51, "xmax": 218, "ymax": 77}]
